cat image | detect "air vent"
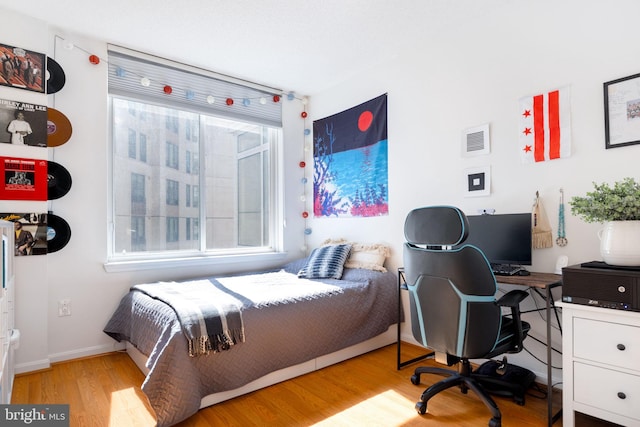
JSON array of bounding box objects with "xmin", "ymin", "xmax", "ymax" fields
[{"xmin": 462, "ymin": 123, "xmax": 490, "ymax": 156}]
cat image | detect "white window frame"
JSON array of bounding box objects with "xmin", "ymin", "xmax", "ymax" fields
[{"xmin": 104, "ymin": 47, "xmax": 286, "ymax": 272}]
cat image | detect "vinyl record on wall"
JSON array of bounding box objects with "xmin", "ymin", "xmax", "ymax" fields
[
  {"xmin": 47, "ymin": 213, "xmax": 71, "ymax": 253},
  {"xmin": 47, "ymin": 161, "xmax": 72, "ymax": 200},
  {"xmin": 47, "ymin": 108, "xmax": 72, "ymax": 147},
  {"xmin": 46, "ymin": 57, "xmax": 66, "ymax": 94}
]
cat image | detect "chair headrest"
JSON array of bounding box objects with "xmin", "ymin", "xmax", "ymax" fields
[{"xmin": 404, "ymin": 206, "xmax": 469, "ymax": 246}]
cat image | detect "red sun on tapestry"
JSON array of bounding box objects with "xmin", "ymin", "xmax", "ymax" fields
[{"xmin": 358, "ymin": 111, "xmax": 373, "ymax": 132}]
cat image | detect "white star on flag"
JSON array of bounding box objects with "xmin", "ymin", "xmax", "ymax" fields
[{"xmin": 519, "ymin": 86, "xmax": 572, "ymax": 163}]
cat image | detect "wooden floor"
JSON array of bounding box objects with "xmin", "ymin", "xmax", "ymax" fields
[{"xmin": 11, "ymin": 342, "xmax": 610, "ymax": 427}]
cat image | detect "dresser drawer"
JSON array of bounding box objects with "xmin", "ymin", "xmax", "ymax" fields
[
  {"xmin": 574, "ymin": 317, "xmax": 640, "ymax": 371},
  {"xmin": 574, "ymin": 362, "xmax": 640, "ymax": 421}
]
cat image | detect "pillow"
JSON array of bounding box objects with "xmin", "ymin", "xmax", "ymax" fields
[
  {"xmin": 321, "ymin": 238, "xmax": 390, "ymax": 272},
  {"xmin": 298, "ymin": 244, "xmax": 352, "ymax": 279},
  {"xmin": 345, "ymin": 243, "xmax": 390, "ymax": 272}
]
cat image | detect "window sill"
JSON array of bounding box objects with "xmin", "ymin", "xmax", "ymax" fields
[{"xmin": 103, "ymin": 251, "xmax": 288, "ymax": 273}]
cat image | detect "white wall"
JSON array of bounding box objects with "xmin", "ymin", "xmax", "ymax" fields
[
  {"xmin": 0, "ymin": 12, "xmax": 50, "ymax": 372},
  {"xmin": 3, "ymin": 1, "xmax": 640, "ymax": 386},
  {"xmin": 305, "ymin": 0, "xmax": 640, "ymax": 384},
  {"xmin": 0, "ymin": 8, "xmax": 308, "ymax": 372}
]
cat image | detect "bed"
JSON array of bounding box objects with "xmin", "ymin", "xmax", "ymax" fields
[{"xmin": 103, "ymin": 247, "xmax": 399, "ymax": 426}]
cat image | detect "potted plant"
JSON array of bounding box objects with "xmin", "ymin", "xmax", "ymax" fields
[{"xmin": 569, "ymin": 177, "xmax": 640, "ymax": 266}]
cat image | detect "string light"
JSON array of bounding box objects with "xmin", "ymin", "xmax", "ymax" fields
[
  {"xmin": 55, "ymin": 36, "xmax": 307, "ymax": 109},
  {"xmin": 55, "ymin": 35, "xmax": 316, "ymax": 249}
]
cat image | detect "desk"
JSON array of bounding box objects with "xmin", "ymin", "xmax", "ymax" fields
[
  {"xmin": 397, "ymin": 268, "xmax": 562, "ymax": 426},
  {"xmin": 496, "ymin": 272, "xmax": 563, "ymax": 427}
]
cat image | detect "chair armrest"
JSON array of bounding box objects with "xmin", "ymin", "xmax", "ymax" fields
[
  {"xmin": 496, "ymin": 289, "xmax": 528, "ymax": 308},
  {"xmin": 496, "ymin": 289, "xmax": 529, "ymax": 352}
]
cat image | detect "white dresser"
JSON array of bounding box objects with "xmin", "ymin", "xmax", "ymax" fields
[
  {"xmin": 559, "ymin": 301, "xmax": 640, "ymax": 426},
  {"xmin": 0, "ymin": 219, "xmax": 16, "ymax": 404}
]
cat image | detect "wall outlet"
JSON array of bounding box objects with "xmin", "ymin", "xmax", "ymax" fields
[{"xmin": 58, "ymin": 299, "xmax": 71, "ymax": 317}]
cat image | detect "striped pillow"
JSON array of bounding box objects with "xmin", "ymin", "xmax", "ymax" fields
[{"xmin": 298, "ymin": 244, "xmax": 352, "ymax": 279}]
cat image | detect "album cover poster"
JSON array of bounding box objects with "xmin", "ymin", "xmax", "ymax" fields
[
  {"xmin": 0, "ymin": 156, "xmax": 47, "ymax": 201},
  {"xmin": 0, "ymin": 98, "xmax": 47, "ymax": 147},
  {"xmin": 0, "ymin": 212, "xmax": 48, "ymax": 256},
  {"xmin": 0, "ymin": 43, "xmax": 45, "ymax": 93}
]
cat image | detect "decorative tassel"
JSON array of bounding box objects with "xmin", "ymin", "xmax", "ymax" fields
[{"xmin": 532, "ymin": 191, "xmax": 553, "ymax": 249}]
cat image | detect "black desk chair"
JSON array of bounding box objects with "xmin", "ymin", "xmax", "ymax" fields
[{"xmin": 403, "ymin": 206, "xmax": 531, "ymax": 427}]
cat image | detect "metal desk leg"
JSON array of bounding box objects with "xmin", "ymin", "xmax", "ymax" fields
[
  {"xmin": 546, "ymin": 283, "xmax": 562, "ymax": 426},
  {"xmin": 547, "ymin": 285, "xmax": 553, "ymax": 426}
]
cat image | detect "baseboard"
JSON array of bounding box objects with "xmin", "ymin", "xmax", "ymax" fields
[
  {"xmin": 47, "ymin": 342, "xmax": 125, "ymax": 365},
  {"xmin": 15, "ymin": 358, "xmax": 51, "ymax": 375}
]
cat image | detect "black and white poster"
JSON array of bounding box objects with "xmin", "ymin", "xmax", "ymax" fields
[{"xmin": 0, "ymin": 98, "xmax": 47, "ymax": 147}]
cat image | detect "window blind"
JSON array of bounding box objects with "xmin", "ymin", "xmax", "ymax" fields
[{"xmin": 107, "ymin": 48, "xmax": 282, "ymax": 127}]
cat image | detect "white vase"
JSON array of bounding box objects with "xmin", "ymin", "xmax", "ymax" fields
[{"xmin": 599, "ymin": 221, "xmax": 640, "ymax": 266}]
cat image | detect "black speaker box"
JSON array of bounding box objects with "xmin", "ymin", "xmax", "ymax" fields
[{"xmin": 473, "ymin": 360, "xmax": 536, "ymax": 405}]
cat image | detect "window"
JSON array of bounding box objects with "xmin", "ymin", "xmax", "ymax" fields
[
  {"xmin": 166, "ymin": 179, "xmax": 179, "ymax": 206},
  {"xmin": 165, "ymin": 141, "xmax": 179, "ymax": 169},
  {"xmin": 128, "ymin": 129, "xmax": 136, "ymax": 159},
  {"xmin": 139, "ymin": 134, "xmax": 147, "ymax": 162},
  {"xmin": 108, "ymin": 48, "xmax": 283, "ymax": 262},
  {"xmin": 166, "ymin": 217, "xmax": 179, "ymax": 242},
  {"xmin": 131, "ymin": 216, "xmax": 145, "ymax": 251},
  {"xmin": 131, "ymin": 173, "xmax": 145, "ymax": 204},
  {"xmin": 192, "ymin": 185, "xmax": 199, "ymax": 208}
]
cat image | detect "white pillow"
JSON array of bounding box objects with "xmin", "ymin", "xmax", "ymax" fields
[{"xmin": 321, "ymin": 238, "xmax": 390, "ymax": 272}]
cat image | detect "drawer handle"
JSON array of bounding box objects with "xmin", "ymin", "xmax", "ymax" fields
[
  {"xmin": 618, "ymin": 392, "xmax": 627, "ymax": 400},
  {"xmin": 617, "ymin": 344, "xmax": 626, "ymax": 351}
]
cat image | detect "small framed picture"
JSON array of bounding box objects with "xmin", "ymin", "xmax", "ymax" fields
[
  {"xmin": 461, "ymin": 123, "xmax": 490, "ymax": 157},
  {"xmin": 604, "ymin": 72, "xmax": 640, "ymax": 149},
  {"xmin": 464, "ymin": 166, "xmax": 490, "ymax": 197}
]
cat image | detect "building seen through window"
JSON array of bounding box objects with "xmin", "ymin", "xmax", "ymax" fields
[{"xmin": 111, "ymin": 98, "xmax": 279, "ymax": 256}]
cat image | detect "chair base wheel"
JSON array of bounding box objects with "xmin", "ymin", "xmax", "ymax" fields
[
  {"xmin": 489, "ymin": 417, "xmax": 501, "ymax": 427},
  {"xmin": 410, "ymin": 374, "xmax": 420, "ymax": 385},
  {"xmin": 415, "ymin": 401, "xmax": 427, "ymax": 415}
]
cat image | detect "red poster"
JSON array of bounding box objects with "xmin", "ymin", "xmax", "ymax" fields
[
  {"xmin": 0, "ymin": 43, "xmax": 45, "ymax": 93},
  {"xmin": 0, "ymin": 156, "xmax": 47, "ymax": 201}
]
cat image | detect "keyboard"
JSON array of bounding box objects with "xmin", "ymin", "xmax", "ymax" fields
[{"xmin": 491, "ymin": 264, "xmax": 523, "ymax": 276}]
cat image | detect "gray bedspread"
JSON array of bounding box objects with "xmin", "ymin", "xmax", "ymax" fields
[{"xmin": 103, "ymin": 264, "xmax": 399, "ymax": 427}]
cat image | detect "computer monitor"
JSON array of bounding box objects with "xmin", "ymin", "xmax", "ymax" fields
[{"xmin": 463, "ymin": 213, "xmax": 532, "ymax": 267}]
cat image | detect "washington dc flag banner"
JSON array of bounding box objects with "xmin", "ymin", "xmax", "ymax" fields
[{"xmin": 519, "ymin": 86, "xmax": 572, "ymax": 163}]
